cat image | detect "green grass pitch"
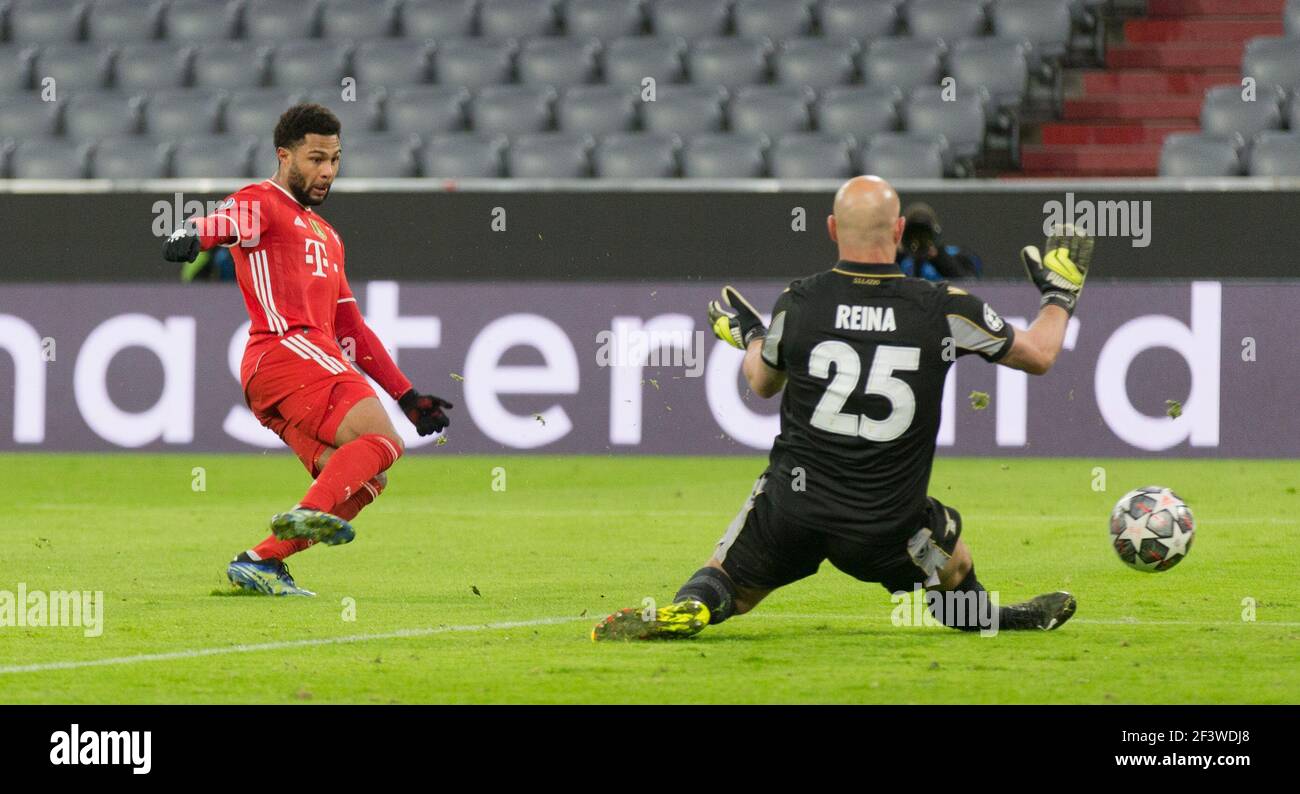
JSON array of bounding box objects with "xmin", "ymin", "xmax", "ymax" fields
[{"xmin": 0, "ymin": 453, "xmax": 1296, "ymax": 704}]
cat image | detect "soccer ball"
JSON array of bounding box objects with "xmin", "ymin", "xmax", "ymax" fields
[{"xmin": 1109, "ymin": 486, "xmax": 1195, "ymax": 572}]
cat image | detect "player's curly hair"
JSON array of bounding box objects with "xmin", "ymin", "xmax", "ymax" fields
[{"xmin": 273, "ymin": 103, "xmax": 341, "ymax": 150}]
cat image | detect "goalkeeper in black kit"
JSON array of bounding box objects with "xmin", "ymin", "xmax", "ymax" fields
[{"xmin": 593, "ymin": 176, "xmax": 1094, "ymax": 641}]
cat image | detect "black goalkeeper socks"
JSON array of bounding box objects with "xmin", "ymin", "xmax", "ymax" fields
[
  {"xmin": 674, "ymin": 566, "xmax": 738, "ymax": 624},
  {"xmin": 926, "ymin": 566, "xmax": 1044, "ymax": 631}
]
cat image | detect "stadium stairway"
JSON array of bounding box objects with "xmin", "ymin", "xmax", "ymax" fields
[{"xmin": 1018, "ymin": 0, "xmax": 1284, "ymax": 176}]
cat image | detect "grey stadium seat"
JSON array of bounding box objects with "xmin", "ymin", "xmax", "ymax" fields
[
  {"xmin": 337, "ymin": 134, "xmax": 419, "ymax": 177},
  {"xmin": 815, "ymin": 85, "xmax": 901, "ymax": 139},
  {"xmin": 518, "ymin": 38, "xmax": 600, "ymax": 85},
  {"xmin": 320, "ymin": 0, "xmax": 399, "ymax": 39},
  {"xmin": 384, "ymin": 86, "xmax": 470, "ymax": 135},
  {"xmin": 1199, "ymin": 86, "xmax": 1282, "ymax": 141},
  {"xmin": 733, "ymin": 0, "xmax": 815, "ymax": 40},
  {"xmin": 420, "ymin": 134, "xmax": 508, "ymax": 177},
  {"xmin": 770, "ymin": 132, "xmax": 855, "ymax": 178},
  {"xmin": 9, "ymin": 139, "xmax": 89, "ymax": 178},
  {"xmin": 1249, "ymin": 131, "xmax": 1300, "ymax": 176},
  {"xmin": 1243, "ymin": 37, "xmax": 1300, "ymax": 93},
  {"xmin": 1288, "ymin": 0, "xmax": 1300, "ymax": 38},
  {"xmin": 595, "ymin": 132, "xmax": 681, "ymax": 177},
  {"xmin": 143, "ymin": 89, "xmax": 224, "ymax": 137},
  {"xmin": 223, "ymin": 89, "xmax": 300, "ymax": 136},
  {"xmin": 242, "ymin": 0, "xmax": 322, "ymax": 41},
  {"xmin": 352, "ymin": 39, "xmax": 432, "ymax": 86},
  {"xmin": 566, "ymin": 0, "xmax": 646, "ymax": 39},
  {"xmin": 0, "ymin": 45, "xmax": 34, "ymax": 92},
  {"xmin": 948, "ymin": 38, "xmax": 1029, "ymax": 109},
  {"xmin": 434, "ymin": 39, "xmax": 516, "ymax": 88},
  {"xmin": 774, "ymin": 38, "xmax": 860, "ymax": 88},
  {"xmin": 861, "ymin": 132, "xmax": 946, "ymax": 178},
  {"xmin": 992, "ymin": 0, "xmax": 1073, "ymax": 62},
  {"xmin": 0, "ymin": 93, "xmax": 61, "ymax": 139},
  {"xmin": 87, "ymin": 0, "xmax": 164, "ymax": 41},
  {"xmin": 728, "ymin": 85, "xmax": 813, "ymax": 136},
  {"xmin": 683, "ymin": 133, "xmax": 768, "ymax": 178},
  {"xmin": 192, "ymin": 43, "xmax": 270, "ymax": 89},
  {"xmin": 817, "ymin": 0, "xmax": 899, "ymax": 40},
  {"xmin": 556, "ymin": 85, "xmax": 638, "ymax": 133},
  {"xmin": 507, "ymin": 133, "xmax": 595, "ymax": 177},
  {"xmin": 172, "ymin": 135, "xmax": 258, "ymax": 178},
  {"xmin": 401, "ymin": 0, "xmax": 477, "ymax": 38},
  {"xmin": 904, "ymin": 86, "xmax": 986, "ymax": 161},
  {"xmin": 115, "ymin": 43, "xmax": 193, "ymax": 90},
  {"xmin": 268, "ymin": 39, "xmax": 350, "ymax": 90},
  {"xmin": 603, "ymin": 36, "xmax": 686, "ymax": 85},
  {"xmin": 8, "ymin": 0, "xmax": 85, "ymax": 44},
  {"xmin": 62, "ymin": 92, "xmax": 143, "ymax": 139},
  {"xmin": 864, "ymin": 38, "xmax": 944, "ymax": 93},
  {"xmin": 303, "ymin": 88, "xmax": 382, "ymax": 134},
  {"xmin": 688, "ymin": 37, "xmax": 770, "ymax": 88},
  {"xmin": 89, "ymin": 136, "xmax": 172, "ymax": 179},
  {"xmin": 479, "ymin": 0, "xmax": 559, "ymax": 39},
  {"xmin": 640, "ymin": 85, "xmax": 725, "ymax": 134},
  {"xmin": 1158, "ymin": 133, "xmax": 1242, "ymax": 177},
  {"xmin": 905, "ymin": 0, "xmax": 986, "ymax": 41},
  {"xmin": 470, "ymin": 85, "xmax": 556, "ymax": 134},
  {"xmin": 32, "ymin": 44, "xmax": 113, "ymax": 92},
  {"xmin": 164, "ymin": 0, "xmax": 241, "ymax": 41},
  {"xmin": 649, "ymin": 0, "xmax": 730, "ymax": 39}
]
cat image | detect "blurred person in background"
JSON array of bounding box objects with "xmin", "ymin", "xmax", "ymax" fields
[{"xmin": 896, "ymin": 203, "xmax": 983, "ymax": 281}]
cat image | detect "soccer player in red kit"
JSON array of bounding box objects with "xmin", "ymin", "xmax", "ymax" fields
[{"xmin": 163, "ymin": 104, "xmax": 453, "ymax": 596}]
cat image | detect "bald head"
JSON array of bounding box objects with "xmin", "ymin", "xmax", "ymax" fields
[{"xmin": 828, "ymin": 175, "xmax": 904, "ymax": 262}]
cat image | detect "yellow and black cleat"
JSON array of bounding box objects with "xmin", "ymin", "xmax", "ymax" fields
[{"xmin": 590, "ymin": 599, "xmax": 711, "ymax": 642}]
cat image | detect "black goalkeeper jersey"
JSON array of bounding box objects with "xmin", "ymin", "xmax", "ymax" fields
[{"xmin": 760, "ymin": 260, "xmax": 1016, "ymax": 542}]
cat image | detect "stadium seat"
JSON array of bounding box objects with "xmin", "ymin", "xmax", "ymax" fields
[
  {"xmin": 649, "ymin": 0, "xmax": 730, "ymax": 39},
  {"xmin": 594, "ymin": 131, "xmax": 681, "ymax": 177},
  {"xmin": 817, "ymin": 0, "xmax": 899, "ymax": 40},
  {"xmin": 728, "ymin": 85, "xmax": 814, "ymax": 136},
  {"xmin": 480, "ymin": 0, "xmax": 559, "ymax": 39},
  {"xmin": 1157, "ymin": 133, "xmax": 1242, "ymax": 177},
  {"xmin": 861, "ymin": 132, "xmax": 947, "ymax": 178},
  {"xmin": 905, "ymin": 0, "xmax": 986, "ymax": 41},
  {"xmin": 733, "ymin": 0, "xmax": 815, "ymax": 40},
  {"xmin": 434, "ymin": 39, "xmax": 516, "ymax": 88},
  {"xmin": 8, "ymin": 138, "xmax": 88, "ymax": 178},
  {"xmin": 400, "ymin": 0, "xmax": 477, "ymax": 38},
  {"xmin": 687, "ymin": 37, "xmax": 770, "ymax": 88},
  {"xmin": 172, "ymin": 134, "xmax": 258, "ymax": 178},
  {"xmin": 0, "ymin": 45, "xmax": 34, "ymax": 92},
  {"xmin": 163, "ymin": 0, "xmax": 241, "ymax": 41},
  {"xmin": 192, "ymin": 43, "xmax": 270, "ymax": 89},
  {"xmin": 242, "ymin": 0, "xmax": 322, "ymax": 41},
  {"xmin": 32, "ymin": 44, "xmax": 113, "ymax": 92},
  {"xmin": 948, "ymin": 38, "xmax": 1029, "ymax": 110},
  {"xmin": 469, "ymin": 85, "xmax": 556, "ymax": 134},
  {"xmin": 507, "ymin": 132, "xmax": 595, "ymax": 177},
  {"xmin": 62, "ymin": 92, "xmax": 143, "ymax": 140},
  {"xmin": 420, "ymin": 133, "xmax": 508, "ymax": 177},
  {"xmin": 773, "ymin": 38, "xmax": 859, "ymax": 89},
  {"xmin": 303, "ymin": 88, "xmax": 382, "ymax": 133},
  {"xmin": 518, "ymin": 38, "xmax": 600, "ymax": 85},
  {"xmin": 1242, "ymin": 37, "xmax": 1300, "ymax": 93},
  {"xmin": 1249, "ymin": 131, "xmax": 1300, "ymax": 176},
  {"xmin": 1287, "ymin": 0, "xmax": 1300, "ymax": 38},
  {"xmin": 814, "ymin": 85, "xmax": 901, "ymax": 139},
  {"xmin": 603, "ymin": 36, "xmax": 686, "ymax": 85},
  {"xmin": 143, "ymin": 88, "xmax": 224, "ymax": 137},
  {"xmin": 566, "ymin": 0, "xmax": 646, "ymax": 39},
  {"xmin": 682, "ymin": 133, "xmax": 768, "ymax": 178},
  {"xmin": 320, "ymin": 0, "xmax": 398, "ymax": 39},
  {"xmin": 114, "ymin": 43, "xmax": 193, "ymax": 91},
  {"xmin": 0, "ymin": 92, "xmax": 60, "ymax": 139},
  {"xmin": 556, "ymin": 85, "xmax": 638, "ymax": 133},
  {"xmin": 89, "ymin": 136, "xmax": 171, "ymax": 179},
  {"xmin": 268, "ymin": 40, "xmax": 350, "ymax": 90},
  {"xmin": 770, "ymin": 132, "xmax": 856, "ymax": 178},
  {"xmin": 86, "ymin": 0, "xmax": 164, "ymax": 41},
  {"xmin": 640, "ymin": 85, "xmax": 726, "ymax": 134},
  {"xmin": 1199, "ymin": 86, "xmax": 1282, "ymax": 141},
  {"xmin": 7, "ymin": 0, "xmax": 85, "ymax": 44},
  {"xmin": 336, "ymin": 134, "xmax": 418, "ymax": 177},
  {"xmin": 864, "ymin": 38, "xmax": 944, "ymax": 93},
  {"xmin": 222, "ymin": 89, "xmax": 300, "ymax": 136},
  {"xmin": 384, "ymin": 85, "xmax": 470, "ymax": 135},
  {"xmin": 904, "ymin": 86, "xmax": 985, "ymax": 162},
  {"xmin": 992, "ymin": 0, "xmax": 1073, "ymax": 62},
  {"xmin": 352, "ymin": 39, "xmax": 432, "ymax": 86}
]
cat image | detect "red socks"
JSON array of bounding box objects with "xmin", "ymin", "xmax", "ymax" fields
[
  {"xmin": 298, "ymin": 434, "xmax": 401, "ymax": 514},
  {"xmin": 250, "ymin": 535, "xmax": 313, "ymax": 561},
  {"xmin": 333, "ymin": 476, "xmax": 386, "ymax": 521}
]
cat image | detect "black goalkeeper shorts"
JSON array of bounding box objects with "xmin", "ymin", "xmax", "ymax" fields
[{"xmin": 714, "ymin": 475, "xmax": 963, "ymax": 595}]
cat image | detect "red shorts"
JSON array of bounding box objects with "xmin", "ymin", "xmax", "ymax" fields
[{"xmin": 243, "ymin": 330, "xmax": 377, "ymax": 447}]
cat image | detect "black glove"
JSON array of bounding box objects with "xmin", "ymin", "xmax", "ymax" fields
[
  {"xmin": 398, "ymin": 389, "xmax": 453, "ymax": 436},
  {"xmin": 707, "ymin": 285, "xmax": 767, "ymax": 349},
  {"xmin": 1020, "ymin": 223, "xmax": 1093, "ymax": 315},
  {"xmin": 163, "ymin": 227, "xmax": 201, "ymax": 263}
]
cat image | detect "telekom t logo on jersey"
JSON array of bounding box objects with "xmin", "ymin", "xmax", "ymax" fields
[{"xmin": 305, "ymin": 238, "xmax": 330, "ymax": 277}]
